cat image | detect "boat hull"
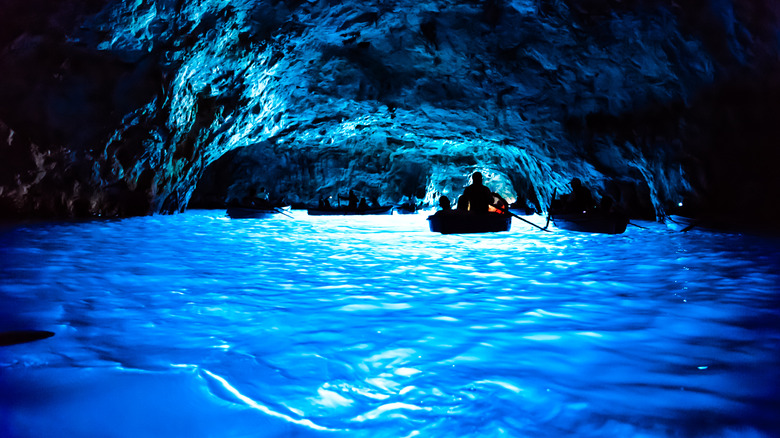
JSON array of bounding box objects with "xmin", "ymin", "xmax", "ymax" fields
[
  {"xmin": 307, "ymin": 206, "xmax": 394, "ymax": 216},
  {"xmin": 552, "ymin": 213, "xmax": 628, "ymax": 234},
  {"xmin": 664, "ymin": 215, "xmax": 698, "ymax": 232},
  {"xmin": 226, "ymin": 206, "xmax": 290, "ymax": 219},
  {"xmin": 428, "ymin": 212, "xmax": 512, "ymax": 234}
]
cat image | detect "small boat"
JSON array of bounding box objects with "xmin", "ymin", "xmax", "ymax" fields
[
  {"xmin": 428, "ymin": 211, "xmax": 512, "ymax": 234},
  {"xmin": 226, "ymin": 206, "xmax": 291, "ymax": 219},
  {"xmin": 551, "ymin": 212, "xmax": 628, "ymax": 234},
  {"xmin": 664, "ymin": 215, "xmax": 698, "ymax": 232},
  {"xmin": 395, "ymin": 203, "xmax": 420, "ymax": 214},
  {"xmin": 307, "ymin": 205, "xmax": 394, "ymax": 216}
]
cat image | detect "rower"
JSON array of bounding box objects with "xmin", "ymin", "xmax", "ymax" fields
[{"xmin": 458, "ymin": 172, "xmax": 494, "ymax": 213}]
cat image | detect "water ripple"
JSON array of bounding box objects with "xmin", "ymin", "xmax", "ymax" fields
[{"xmin": 0, "ymin": 211, "xmax": 778, "ymax": 437}]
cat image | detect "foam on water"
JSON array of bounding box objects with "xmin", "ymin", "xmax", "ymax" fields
[{"xmin": 1, "ymin": 210, "xmax": 778, "ymax": 437}]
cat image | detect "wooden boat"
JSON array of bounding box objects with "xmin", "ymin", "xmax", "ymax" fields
[
  {"xmin": 307, "ymin": 205, "xmax": 394, "ymax": 216},
  {"xmin": 395, "ymin": 203, "xmax": 420, "ymax": 214},
  {"xmin": 428, "ymin": 211, "xmax": 512, "ymax": 234},
  {"xmin": 226, "ymin": 205, "xmax": 291, "ymax": 219},
  {"xmin": 664, "ymin": 215, "xmax": 698, "ymax": 232},
  {"xmin": 551, "ymin": 212, "xmax": 628, "ymax": 234}
]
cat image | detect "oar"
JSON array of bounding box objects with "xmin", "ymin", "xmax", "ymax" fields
[
  {"xmin": 545, "ymin": 188, "xmax": 556, "ymax": 231},
  {"xmin": 680, "ymin": 222, "xmax": 698, "ymax": 232},
  {"xmin": 274, "ymin": 207, "xmax": 294, "ymax": 219},
  {"xmin": 495, "ymin": 205, "xmax": 551, "ymax": 232}
]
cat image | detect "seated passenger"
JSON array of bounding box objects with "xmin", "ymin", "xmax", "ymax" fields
[
  {"xmin": 489, "ymin": 192, "xmax": 509, "ymax": 214},
  {"xmin": 338, "ymin": 190, "xmax": 359, "ymax": 209},
  {"xmin": 348, "ymin": 190, "xmax": 358, "ymax": 209},
  {"xmin": 439, "ymin": 195, "xmax": 452, "ymax": 212},
  {"xmin": 564, "ymin": 178, "xmax": 595, "ymax": 214},
  {"xmin": 253, "ymin": 187, "xmax": 272, "ymax": 208},
  {"xmin": 598, "ymin": 195, "xmax": 615, "ymax": 215},
  {"xmin": 318, "ymin": 196, "xmax": 331, "ymax": 209}
]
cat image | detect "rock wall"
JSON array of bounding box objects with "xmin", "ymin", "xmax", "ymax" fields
[{"xmin": 1, "ymin": 0, "xmax": 778, "ymax": 224}]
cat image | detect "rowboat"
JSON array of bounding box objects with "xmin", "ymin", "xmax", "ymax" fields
[
  {"xmin": 226, "ymin": 206, "xmax": 291, "ymax": 219},
  {"xmin": 395, "ymin": 203, "xmax": 420, "ymax": 214},
  {"xmin": 551, "ymin": 212, "xmax": 628, "ymax": 234},
  {"xmin": 664, "ymin": 215, "xmax": 698, "ymax": 232},
  {"xmin": 428, "ymin": 211, "xmax": 512, "ymax": 234},
  {"xmin": 307, "ymin": 205, "xmax": 394, "ymax": 216}
]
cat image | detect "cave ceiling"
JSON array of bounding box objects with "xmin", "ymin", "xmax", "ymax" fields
[{"xmin": 0, "ymin": 0, "xmax": 778, "ymax": 224}]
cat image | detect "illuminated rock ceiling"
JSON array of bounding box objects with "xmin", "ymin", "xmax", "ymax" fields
[{"xmin": 0, "ymin": 0, "xmax": 778, "ymax": 224}]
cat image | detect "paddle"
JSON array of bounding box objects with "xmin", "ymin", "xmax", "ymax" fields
[
  {"xmin": 494, "ymin": 205, "xmax": 551, "ymax": 232},
  {"xmin": 680, "ymin": 222, "xmax": 698, "ymax": 232},
  {"xmin": 274, "ymin": 207, "xmax": 294, "ymax": 219},
  {"xmin": 546, "ymin": 188, "xmax": 556, "ymax": 231}
]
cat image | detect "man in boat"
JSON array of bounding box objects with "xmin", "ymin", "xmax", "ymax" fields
[
  {"xmin": 563, "ymin": 178, "xmax": 596, "ymax": 214},
  {"xmin": 458, "ymin": 172, "xmax": 494, "ymax": 213},
  {"xmin": 242, "ymin": 187, "xmax": 272, "ymax": 208},
  {"xmin": 254, "ymin": 187, "xmax": 272, "ymax": 208},
  {"xmin": 339, "ymin": 190, "xmax": 359, "ymax": 209}
]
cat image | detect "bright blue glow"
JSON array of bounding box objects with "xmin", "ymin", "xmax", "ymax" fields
[{"xmin": 1, "ymin": 211, "xmax": 779, "ymax": 437}]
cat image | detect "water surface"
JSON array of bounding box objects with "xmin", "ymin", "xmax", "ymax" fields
[{"xmin": 1, "ymin": 210, "xmax": 778, "ymax": 437}]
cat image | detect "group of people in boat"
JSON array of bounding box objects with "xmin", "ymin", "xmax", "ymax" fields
[
  {"xmin": 318, "ymin": 190, "xmax": 381, "ymax": 211},
  {"xmin": 234, "ymin": 171, "xmax": 619, "ymax": 218},
  {"xmin": 229, "ymin": 186, "xmax": 282, "ymax": 210},
  {"xmin": 437, "ymin": 171, "xmax": 510, "ymax": 215},
  {"xmin": 437, "ymin": 172, "xmax": 619, "ymax": 218},
  {"xmin": 551, "ymin": 177, "xmax": 621, "ymax": 216}
]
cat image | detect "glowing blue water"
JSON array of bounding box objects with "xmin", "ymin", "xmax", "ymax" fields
[{"xmin": 1, "ymin": 210, "xmax": 778, "ymax": 437}]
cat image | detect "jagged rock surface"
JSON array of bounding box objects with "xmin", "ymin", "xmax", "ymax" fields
[{"xmin": 1, "ymin": 0, "xmax": 778, "ymax": 224}]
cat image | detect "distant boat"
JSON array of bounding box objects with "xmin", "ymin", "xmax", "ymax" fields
[
  {"xmin": 226, "ymin": 206, "xmax": 291, "ymax": 219},
  {"xmin": 395, "ymin": 203, "xmax": 420, "ymax": 214},
  {"xmin": 551, "ymin": 212, "xmax": 628, "ymax": 234},
  {"xmin": 307, "ymin": 206, "xmax": 394, "ymax": 216},
  {"xmin": 664, "ymin": 215, "xmax": 698, "ymax": 232},
  {"xmin": 428, "ymin": 211, "xmax": 512, "ymax": 234}
]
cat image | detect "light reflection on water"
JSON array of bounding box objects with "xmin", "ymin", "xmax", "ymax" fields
[{"xmin": 1, "ymin": 210, "xmax": 779, "ymax": 437}]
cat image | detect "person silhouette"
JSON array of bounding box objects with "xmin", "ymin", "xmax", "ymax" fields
[
  {"xmin": 318, "ymin": 195, "xmax": 331, "ymax": 209},
  {"xmin": 339, "ymin": 190, "xmax": 359, "ymax": 209},
  {"xmin": 348, "ymin": 190, "xmax": 358, "ymax": 209},
  {"xmin": 460, "ymin": 172, "xmax": 493, "ymax": 213},
  {"xmin": 565, "ymin": 178, "xmax": 595, "ymax": 214},
  {"xmin": 439, "ymin": 195, "xmax": 452, "ymax": 211},
  {"xmin": 598, "ymin": 195, "xmax": 614, "ymax": 215},
  {"xmin": 254, "ymin": 187, "xmax": 272, "ymax": 208}
]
